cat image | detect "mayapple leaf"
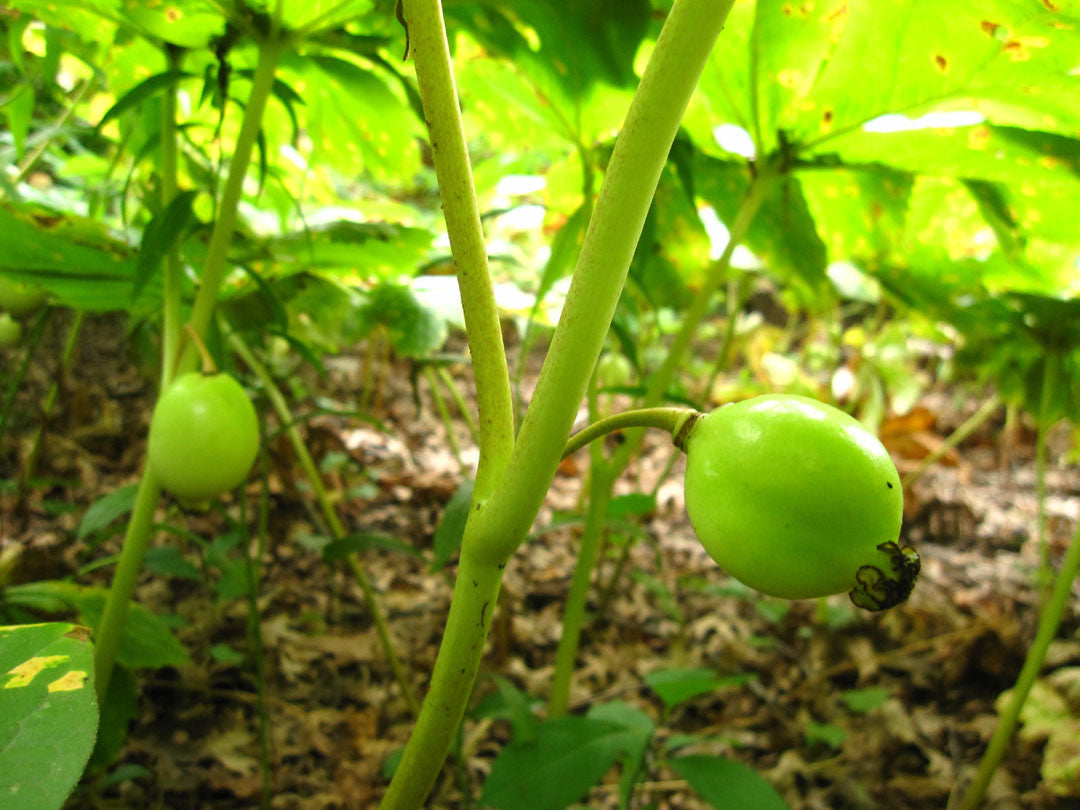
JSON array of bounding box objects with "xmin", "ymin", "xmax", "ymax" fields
[{"xmin": 0, "ymin": 622, "xmax": 99, "ymax": 810}]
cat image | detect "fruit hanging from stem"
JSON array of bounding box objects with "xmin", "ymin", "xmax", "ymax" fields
[{"xmin": 680, "ymin": 394, "xmax": 918, "ymax": 609}]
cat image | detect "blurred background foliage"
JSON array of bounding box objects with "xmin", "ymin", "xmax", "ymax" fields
[{"xmin": 1, "ymin": 0, "xmax": 1078, "ymax": 425}]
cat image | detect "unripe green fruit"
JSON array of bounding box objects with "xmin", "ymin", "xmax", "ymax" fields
[
  {"xmin": 0, "ymin": 277, "xmax": 46, "ymax": 316},
  {"xmin": 595, "ymin": 353, "xmax": 633, "ymax": 388},
  {"xmin": 683, "ymin": 394, "xmax": 918, "ymax": 610},
  {"xmin": 0, "ymin": 313, "xmax": 22, "ymax": 347},
  {"xmin": 148, "ymin": 372, "xmax": 260, "ymax": 503}
]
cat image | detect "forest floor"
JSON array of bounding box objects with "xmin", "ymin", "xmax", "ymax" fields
[{"xmin": 2, "ymin": 311, "xmax": 1079, "ymax": 810}]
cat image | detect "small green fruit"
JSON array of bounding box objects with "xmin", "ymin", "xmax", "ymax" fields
[
  {"xmin": 683, "ymin": 394, "xmax": 918, "ymax": 609},
  {"xmin": 148, "ymin": 372, "xmax": 260, "ymax": 503},
  {"xmin": 0, "ymin": 313, "xmax": 22, "ymax": 347},
  {"xmin": 595, "ymin": 353, "xmax": 633, "ymax": 389},
  {"xmin": 0, "ymin": 277, "xmax": 46, "ymax": 316}
]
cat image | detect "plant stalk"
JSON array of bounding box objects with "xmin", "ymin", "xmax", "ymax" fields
[
  {"xmin": 1034, "ymin": 355, "xmax": 1057, "ymax": 599},
  {"xmin": 92, "ymin": 467, "xmax": 164, "ymax": 702},
  {"xmin": 402, "ymin": 0, "xmax": 514, "ymax": 500},
  {"xmin": 160, "ymin": 46, "xmax": 184, "ymax": 387},
  {"xmin": 379, "ymin": 2, "xmax": 734, "ymax": 806},
  {"xmin": 181, "ymin": 39, "xmax": 284, "ymax": 373},
  {"xmin": 545, "ymin": 168, "xmax": 774, "ymax": 706},
  {"xmin": 549, "ymin": 458, "xmax": 615, "ymax": 716},
  {"xmin": 955, "ymin": 520, "xmax": 1080, "ymax": 810},
  {"xmin": 424, "ymin": 364, "xmax": 465, "ymax": 471},
  {"xmin": 94, "ymin": 33, "xmax": 286, "ymax": 701}
]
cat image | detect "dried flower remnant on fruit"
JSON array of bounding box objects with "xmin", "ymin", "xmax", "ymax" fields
[{"xmin": 849, "ymin": 542, "xmax": 921, "ymax": 611}]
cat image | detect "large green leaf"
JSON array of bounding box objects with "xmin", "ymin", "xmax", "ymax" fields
[
  {"xmin": 696, "ymin": 156, "xmax": 829, "ymax": 305},
  {"xmin": 0, "ymin": 204, "xmax": 156, "ymax": 313},
  {"xmin": 4, "ymin": 583, "xmax": 190, "ymax": 671},
  {"xmin": 449, "ymin": 0, "xmax": 652, "ymax": 100},
  {"xmin": 0, "ymin": 622, "xmax": 99, "ymax": 810},
  {"xmin": 799, "ymin": 165, "xmax": 913, "ymax": 270},
  {"xmin": 686, "ymin": 0, "xmax": 1080, "ymax": 167},
  {"xmin": 8, "ymin": 0, "xmax": 225, "ymax": 47},
  {"xmin": 799, "ymin": 0, "xmax": 1080, "ymax": 150},
  {"xmin": 822, "ymin": 124, "xmax": 1080, "ymax": 188},
  {"xmin": 253, "ymin": 220, "xmax": 434, "ymax": 282},
  {"xmin": 280, "ymin": 52, "xmax": 422, "ymax": 182}
]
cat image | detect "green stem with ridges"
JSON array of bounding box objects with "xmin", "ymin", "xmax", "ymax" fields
[
  {"xmin": 228, "ymin": 327, "xmax": 420, "ymax": 716},
  {"xmin": 956, "ymin": 520, "xmax": 1080, "ymax": 810},
  {"xmin": 466, "ymin": 0, "xmax": 734, "ymax": 567},
  {"xmin": 94, "ymin": 32, "xmax": 287, "ymax": 702},
  {"xmin": 379, "ymin": 2, "xmax": 733, "ymax": 806},
  {"xmin": 403, "ymin": 0, "xmax": 514, "ymax": 501}
]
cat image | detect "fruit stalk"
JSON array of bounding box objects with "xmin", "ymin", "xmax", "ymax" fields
[{"xmin": 560, "ymin": 407, "xmax": 699, "ymax": 460}]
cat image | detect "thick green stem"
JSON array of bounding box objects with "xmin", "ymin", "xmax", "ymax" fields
[
  {"xmin": 549, "ymin": 461, "xmax": 615, "ymax": 716},
  {"xmin": 901, "ymin": 393, "xmax": 1001, "ymax": 490},
  {"xmin": 561, "ymin": 407, "xmax": 698, "ymax": 460},
  {"xmin": 956, "ymin": 521, "xmax": 1080, "ymax": 810},
  {"xmin": 228, "ymin": 328, "xmax": 419, "ymax": 716},
  {"xmin": 379, "ymin": 1, "xmax": 732, "ymax": 807},
  {"xmin": 92, "ymin": 468, "xmax": 163, "ymax": 702},
  {"xmin": 403, "ymin": 0, "xmax": 514, "ymax": 500},
  {"xmin": 467, "ymin": 0, "xmax": 734, "ymax": 567},
  {"xmin": 377, "ymin": 552, "xmax": 503, "ymax": 809}
]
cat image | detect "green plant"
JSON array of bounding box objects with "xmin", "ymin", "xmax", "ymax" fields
[
  {"xmin": 682, "ymin": 394, "xmax": 916, "ymax": 607},
  {"xmin": 378, "ymin": 1, "xmax": 734, "ymax": 806},
  {"xmin": 0, "ymin": 312, "xmax": 21, "ymax": 347},
  {"xmin": 147, "ymin": 370, "xmax": 260, "ymax": 504}
]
